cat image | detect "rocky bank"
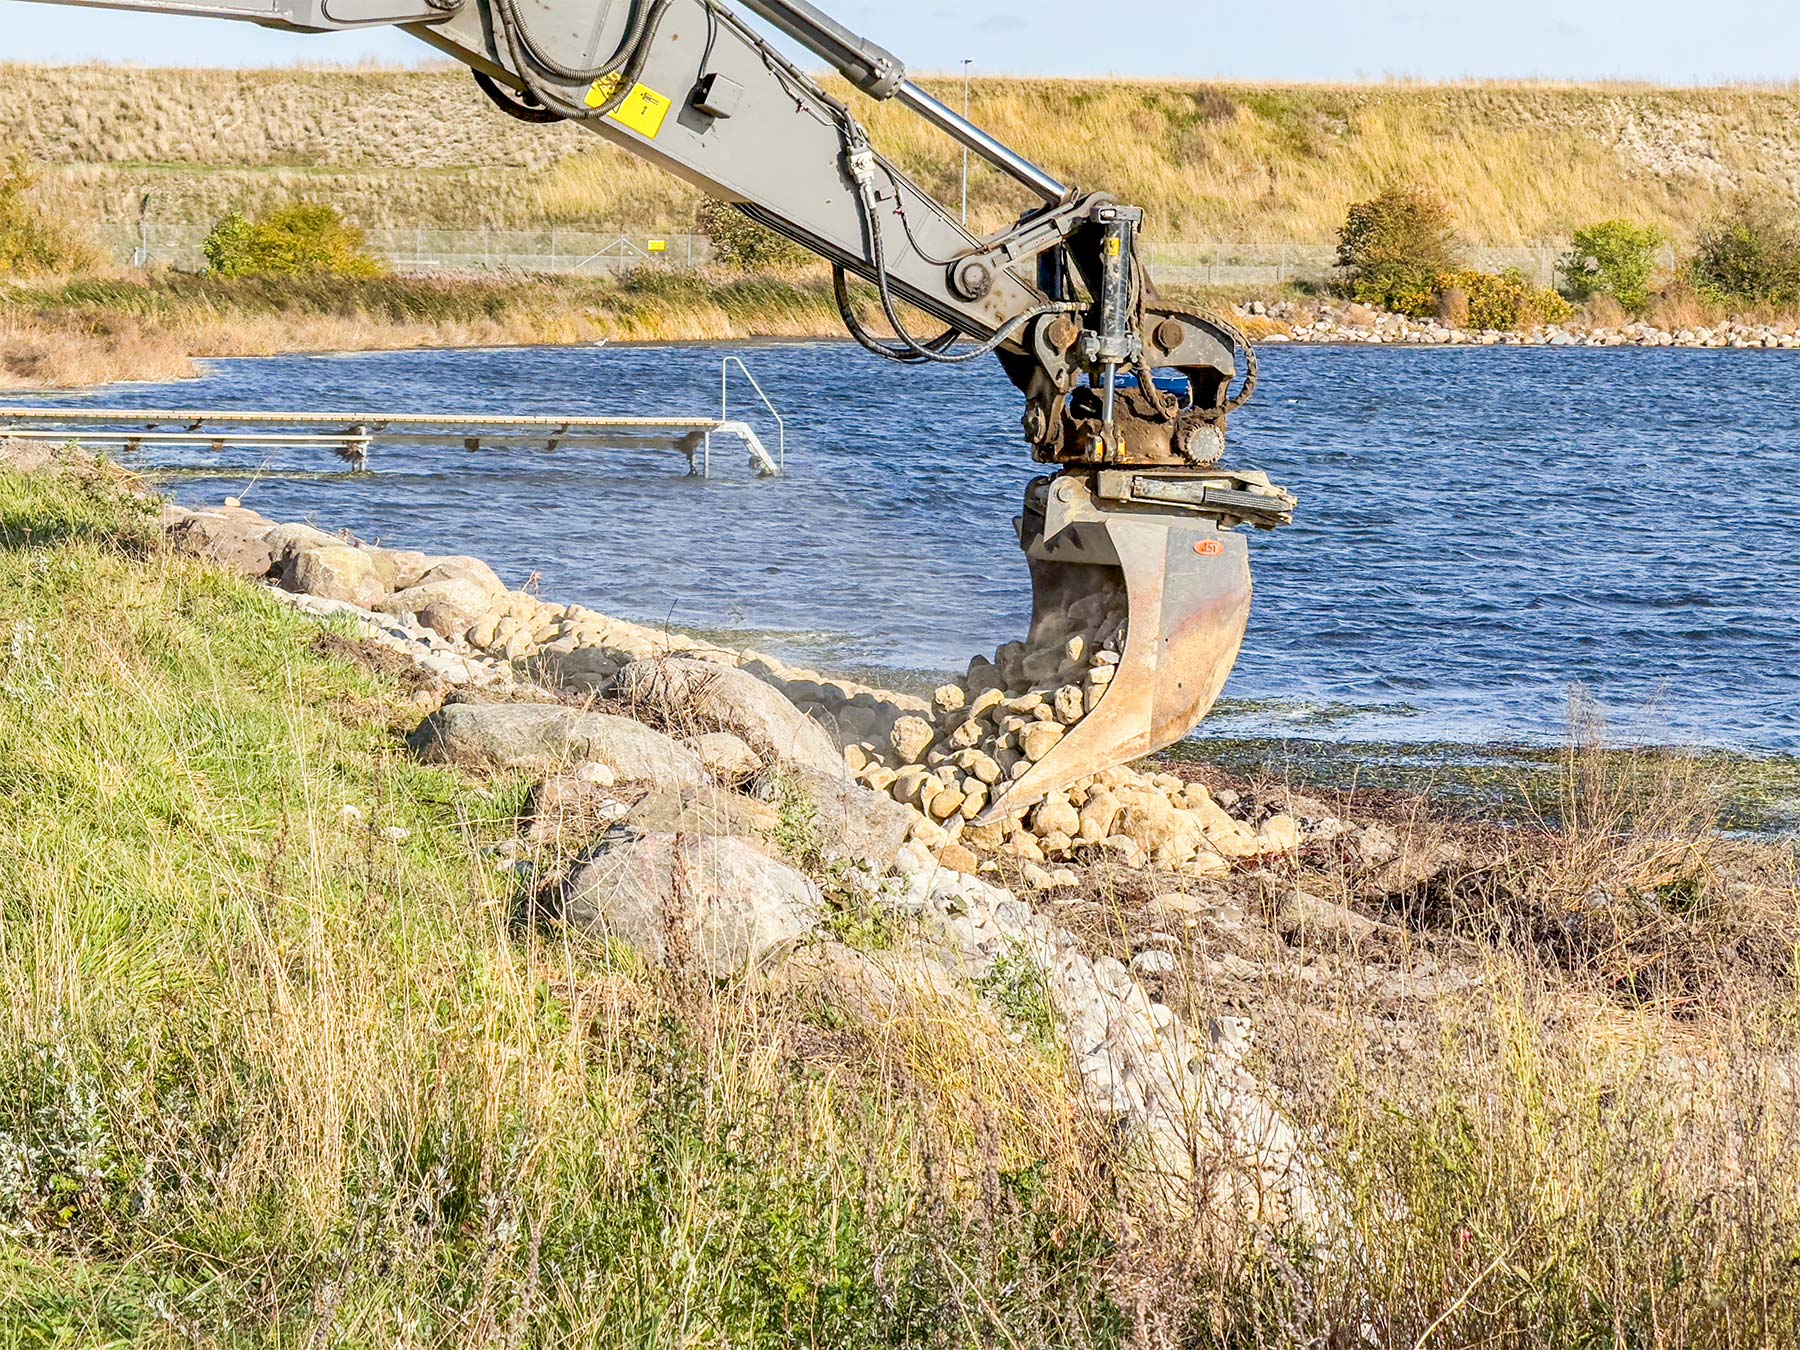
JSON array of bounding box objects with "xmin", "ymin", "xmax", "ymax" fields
[
  {"xmin": 1235, "ymin": 297, "xmax": 1800, "ymax": 349},
  {"xmin": 148, "ymin": 487, "xmax": 1429, "ymax": 1231}
]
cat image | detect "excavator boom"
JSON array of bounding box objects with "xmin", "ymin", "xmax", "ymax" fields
[{"xmin": 14, "ymin": 0, "xmax": 1295, "ymax": 817}]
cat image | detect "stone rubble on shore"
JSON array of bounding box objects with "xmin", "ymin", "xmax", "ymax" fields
[
  {"xmin": 155, "ymin": 492, "xmax": 1345, "ymax": 1232},
  {"xmin": 1236, "ymin": 297, "xmax": 1800, "ymax": 349},
  {"xmin": 169, "ymin": 496, "xmax": 1346, "ymax": 884}
]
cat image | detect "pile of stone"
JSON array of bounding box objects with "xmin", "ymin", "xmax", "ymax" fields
[
  {"xmin": 1239, "ymin": 297, "xmax": 1800, "ymax": 350},
  {"xmin": 164, "ymin": 498, "xmax": 1330, "ymax": 884},
  {"xmin": 773, "ymin": 605, "xmax": 1324, "ymax": 881}
]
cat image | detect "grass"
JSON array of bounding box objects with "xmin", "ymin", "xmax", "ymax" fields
[
  {"xmin": 0, "ymin": 467, "xmax": 1124, "ymax": 1345},
  {"xmin": 8, "ymin": 65, "xmax": 1800, "ymax": 245},
  {"xmin": 0, "ymin": 270, "xmax": 860, "ymax": 389},
  {"xmin": 1172, "ymin": 728, "xmax": 1800, "ymax": 835},
  {"xmin": 1, "ymin": 462, "xmax": 1798, "ymax": 1344}
]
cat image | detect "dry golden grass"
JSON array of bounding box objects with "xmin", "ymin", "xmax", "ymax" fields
[
  {"xmin": 0, "ymin": 271, "xmax": 865, "ymax": 389},
  {"xmin": 7, "ymin": 65, "xmax": 1800, "ymax": 243}
]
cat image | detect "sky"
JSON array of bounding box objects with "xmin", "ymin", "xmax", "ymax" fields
[{"xmin": 1, "ymin": 0, "xmax": 1798, "ymax": 83}]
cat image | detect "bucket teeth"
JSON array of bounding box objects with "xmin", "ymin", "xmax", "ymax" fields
[{"xmin": 979, "ymin": 474, "xmax": 1253, "ymax": 824}]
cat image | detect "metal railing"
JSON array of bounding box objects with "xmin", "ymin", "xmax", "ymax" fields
[{"xmin": 721, "ymin": 354, "xmax": 785, "ymax": 475}]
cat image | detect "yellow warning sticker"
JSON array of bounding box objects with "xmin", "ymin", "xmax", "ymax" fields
[{"xmin": 587, "ymin": 75, "xmax": 674, "ymax": 139}]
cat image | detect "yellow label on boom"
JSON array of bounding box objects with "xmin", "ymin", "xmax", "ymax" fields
[{"xmin": 587, "ymin": 75, "xmax": 674, "ymax": 139}]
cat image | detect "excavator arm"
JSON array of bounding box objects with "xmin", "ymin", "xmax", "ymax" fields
[{"xmin": 20, "ymin": 0, "xmax": 1295, "ymax": 817}]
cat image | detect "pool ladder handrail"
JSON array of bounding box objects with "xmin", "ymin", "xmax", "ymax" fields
[{"xmin": 720, "ymin": 355, "xmax": 785, "ymax": 476}]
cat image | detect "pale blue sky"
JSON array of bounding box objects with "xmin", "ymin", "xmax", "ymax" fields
[{"xmin": 0, "ymin": 0, "xmax": 1795, "ymax": 83}]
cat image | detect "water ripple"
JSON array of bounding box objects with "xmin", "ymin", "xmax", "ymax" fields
[{"xmin": 8, "ymin": 341, "xmax": 1795, "ymax": 754}]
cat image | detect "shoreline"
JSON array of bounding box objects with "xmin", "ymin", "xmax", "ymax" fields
[
  {"xmin": 5, "ymin": 442, "xmax": 1798, "ymax": 1340},
  {"xmin": 5, "ymin": 271, "xmax": 1800, "ymax": 395}
]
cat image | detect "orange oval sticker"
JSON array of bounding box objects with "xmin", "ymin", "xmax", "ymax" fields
[{"xmin": 1194, "ymin": 540, "xmax": 1225, "ymax": 557}]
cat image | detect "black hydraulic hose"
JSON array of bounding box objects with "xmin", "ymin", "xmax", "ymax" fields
[
  {"xmin": 494, "ymin": 0, "xmax": 656, "ymax": 83},
  {"xmin": 1213, "ymin": 310, "xmax": 1260, "ymax": 415},
  {"xmin": 472, "ymin": 69, "xmax": 563, "ymax": 124},
  {"xmin": 832, "ymin": 266, "xmax": 960, "ymax": 363},
  {"xmin": 849, "ymin": 161, "xmax": 1078, "ymax": 364},
  {"xmin": 490, "ymin": 0, "xmax": 672, "ymax": 122}
]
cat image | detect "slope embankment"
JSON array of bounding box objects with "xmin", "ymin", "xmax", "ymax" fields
[
  {"xmin": 0, "ymin": 444, "xmax": 1795, "ymax": 1344},
  {"xmin": 7, "ymin": 64, "xmax": 1800, "ymax": 245}
]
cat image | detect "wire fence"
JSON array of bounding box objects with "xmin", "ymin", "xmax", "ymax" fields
[
  {"xmin": 93, "ymin": 222, "xmax": 719, "ymax": 275},
  {"xmin": 92, "ymin": 220, "xmax": 1665, "ymax": 290}
]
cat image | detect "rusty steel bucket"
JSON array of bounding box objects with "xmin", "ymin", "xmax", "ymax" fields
[{"xmin": 979, "ymin": 473, "xmax": 1255, "ymax": 823}]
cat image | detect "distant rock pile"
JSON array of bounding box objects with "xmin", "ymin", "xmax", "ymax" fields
[{"xmin": 1240, "ymin": 297, "xmax": 1800, "ymax": 349}]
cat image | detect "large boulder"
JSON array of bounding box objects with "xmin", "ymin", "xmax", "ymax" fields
[
  {"xmin": 563, "ymin": 833, "xmax": 824, "ymax": 977},
  {"xmin": 377, "ymin": 549, "xmax": 438, "ymax": 591},
  {"xmin": 783, "ymin": 766, "xmax": 914, "ymax": 871},
  {"xmin": 682, "ymin": 731, "xmax": 761, "ymax": 784},
  {"xmin": 165, "ymin": 507, "xmax": 275, "ymax": 578},
  {"xmin": 378, "ymin": 557, "xmax": 510, "ymax": 643},
  {"xmin": 625, "ymin": 784, "xmax": 781, "ymax": 845},
  {"xmin": 536, "ymin": 644, "xmax": 624, "ymax": 692},
  {"xmin": 281, "ymin": 544, "xmax": 386, "ymax": 608},
  {"xmin": 263, "ymin": 522, "xmax": 342, "ymax": 564},
  {"xmin": 418, "ymin": 556, "xmax": 507, "ymax": 599},
  {"xmin": 615, "ymin": 657, "xmax": 843, "ymax": 776},
  {"xmin": 409, "ymin": 701, "xmax": 707, "ymax": 784},
  {"xmin": 379, "ymin": 576, "xmax": 498, "ymax": 642}
]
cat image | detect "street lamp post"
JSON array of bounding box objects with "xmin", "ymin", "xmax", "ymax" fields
[{"xmin": 961, "ymin": 59, "xmax": 972, "ymax": 225}]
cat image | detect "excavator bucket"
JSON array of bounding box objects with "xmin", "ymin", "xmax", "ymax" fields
[{"xmin": 979, "ymin": 472, "xmax": 1263, "ymax": 824}]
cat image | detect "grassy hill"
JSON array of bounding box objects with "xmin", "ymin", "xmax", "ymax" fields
[{"xmin": 6, "ymin": 64, "xmax": 1800, "ymax": 245}]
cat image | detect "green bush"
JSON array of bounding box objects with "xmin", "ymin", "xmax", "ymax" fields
[
  {"xmin": 0, "ymin": 155, "xmax": 99, "ymax": 277},
  {"xmin": 1437, "ymin": 267, "xmax": 1574, "ymax": 330},
  {"xmin": 1336, "ymin": 184, "xmax": 1464, "ymax": 316},
  {"xmin": 695, "ymin": 198, "xmax": 809, "ymax": 271},
  {"xmin": 202, "ymin": 204, "xmax": 383, "ymax": 280},
  {"xmin": 1559, "ymin": 220, "xmax": 1665, "ymax": 311},
  {"xmin": 1689, "ymin": 196, "xmax": 1800, "ymax": 306}
]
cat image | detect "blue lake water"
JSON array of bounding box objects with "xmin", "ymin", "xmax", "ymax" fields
[{"xmin": 10, "ymin": 341, "xmax": 1796, "ymax": 756}]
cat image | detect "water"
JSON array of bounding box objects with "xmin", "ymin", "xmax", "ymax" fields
[{"xmin": 11, "ymin": 342, "xmax": 1797, "ymax": 756}]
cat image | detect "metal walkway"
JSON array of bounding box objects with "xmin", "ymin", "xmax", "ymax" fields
[{"xmin": 0, "ymin": 358, "xmax": 789, "ymax": 480}]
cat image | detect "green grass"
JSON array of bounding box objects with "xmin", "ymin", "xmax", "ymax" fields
[
  {"xmin": 0, "ymin": 468, "xmax": 1124, "ymax": 1346},
  {"xmin": 2, "ymin": 466, "xmax": 1798, "ymax": 1346}
]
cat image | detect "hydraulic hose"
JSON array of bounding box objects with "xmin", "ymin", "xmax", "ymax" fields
[
  {"xmin": 489, "ymin": 0, "xmax": 672, "ymax": 122},
  {"xmin": 844, "ymin": 143, "xmax": 1078, "ymax": 365}
]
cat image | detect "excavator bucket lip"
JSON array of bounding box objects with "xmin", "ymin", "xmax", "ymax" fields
[{"xmin": 978, "ymin": 515, "xmax": 1252, "ymax": 824}]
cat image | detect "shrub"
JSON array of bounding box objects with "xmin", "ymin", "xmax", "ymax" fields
[
  {"xmin": 1689, "ymin": 196, "xmax": 1800, "ymax": 306},
  {"xmin": 1559, "ymin": 220, "xmax": 1665, "ymax": 312},
  {"xmin": 0, "ymin": 155, "xmax": 100, "ymax": 277},
  {"xmin": 1437, "ymin": 268, "xmax": 1574, "ymax": 330},
  {"xmin": 202, "ymin": 204, "xmax": 383, "ymax": 280},
  {"xmin": 1336, "ymin": 184, "xmax": 1464, "ymax": 316},
  {"xmin": 695, "ymin": 198, "xmax": 809, "ymax": 271}
]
